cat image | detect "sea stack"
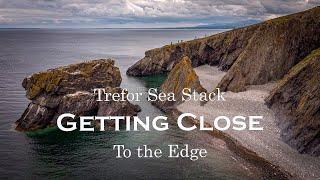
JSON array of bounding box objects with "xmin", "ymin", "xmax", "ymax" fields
[
  {"xmin": 153, "ymin": 56, "xmax": 206, "ymax": 111},
  {"xmin": 16, "ymin": 59, "xmax": 141, "ymax": 131}
]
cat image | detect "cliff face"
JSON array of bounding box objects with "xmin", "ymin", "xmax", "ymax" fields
[
  {"xmin": 16, "ymin": 59, "xmax": 140, "ymax": 131},
  {"xmin": 127, "ymin": 24, "xmax": 259, "ymax": 76},
  {"xmin": 154, "ymin": 56, "xmax": 206, "ymax": 111},
  {"xmin": 218, "ymin": 7, "xmax": 320, "ymax": 92},
  {"xmin": 265, "ymin": 49, "xmax": 320, "ymax": 156},
  {"xmin": 127, "ymin": 7, "xmax": 320, "ymax": 92},
  {"xmin": 126, "ymin": 7, "xmax": 320, "ymax": 156}
]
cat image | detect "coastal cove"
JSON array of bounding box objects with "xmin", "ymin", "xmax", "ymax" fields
[{"xmin": 0, "ymin": 29, "xmax": 274, "ymax": 179}]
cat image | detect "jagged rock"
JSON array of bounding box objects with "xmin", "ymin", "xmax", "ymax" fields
[
  {"xmin": 15, "ymin": 103, "xmax": 56, "ymax": 131},
  {"xmin": 154, "ymin": 56, "xmax": 206, "ymax": 111},
  {"xmin": 127, "ymin": 7, "xmax": 320, "ymax": 92},
  {"xmin": 22, "ymin": 59, "xmax": 121, "ymax": 99},
  {"xmin": 16, "ymin": 59, "xmax": 140, "ymax": 131},
  {"xmin": 265, "ymin": 48, "xmax": 320, "ymax": 156}
]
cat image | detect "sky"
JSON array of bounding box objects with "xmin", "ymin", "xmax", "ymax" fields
[{"xmin": 0, "ymin": 0, "xmax": 319, "ymax": 28}]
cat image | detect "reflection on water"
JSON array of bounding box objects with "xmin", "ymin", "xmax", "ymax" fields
[{"xmin": 0, "ymin": 29, "xmax": 262, "ymax": 179}]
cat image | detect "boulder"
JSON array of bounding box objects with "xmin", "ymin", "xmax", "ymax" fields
[
  {"xmin": 16, "ymin": 59, "xmax": 140, "ymax": 131},
  {"xmin": 265, "ymin": 48, "xmax": 320, "ymax": 156}
]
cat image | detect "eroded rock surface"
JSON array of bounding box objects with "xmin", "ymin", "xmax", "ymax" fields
[
  {"xmin": 154, "ymin": 56, "xmax": 206, "ymax": 111},
  {"xmin": 266, "ymin": 49, "xmax": 320, "ymax": 156},
  {"xmin": 16, "ymin": 59, "xmax": 140, "ymax": 131}
]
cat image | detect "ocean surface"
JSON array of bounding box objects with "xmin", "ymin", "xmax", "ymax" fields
[{"xmin": 0, "ymin": 29, "xmax": 262, "ymax": 179}]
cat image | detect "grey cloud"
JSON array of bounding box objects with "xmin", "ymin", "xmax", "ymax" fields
[{"xmin": 0, "ymin": 0, "xmax": 319, "ymax": 27}]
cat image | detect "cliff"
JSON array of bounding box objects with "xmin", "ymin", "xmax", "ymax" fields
[
  {"xmin": 154, "ymin": 56, "xmax": 206, "ymax": 111},
  {"xmin": 265, "ymin": 49, "xmax": 320, "ymax": 156},
  {"xmin": 16, "ymin": 59, "xmax": 140, "ymax": 131},
  {"xmin": 126, "ymin": 7, "xmax": 320, "ymax": 156},
  {"xmin": 127, "ymin": 7, "xmax": 320, "ymax": 92},
  {"xmin": 127, "ymin": 24, "xmax": 259, "ymax": 76}
]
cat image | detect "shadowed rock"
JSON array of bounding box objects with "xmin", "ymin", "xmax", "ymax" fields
[
  {"xmin": 16, "ymin": 59, "xmax": 140, "ymax": 131},
  {"xmin": 266, "ymin": 49, "xmax": 320, "ymax": 156}
]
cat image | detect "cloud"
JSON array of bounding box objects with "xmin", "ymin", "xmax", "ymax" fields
[{"xmin": 0, "ymin": 0, "xmax": 319, "ymax": 27}]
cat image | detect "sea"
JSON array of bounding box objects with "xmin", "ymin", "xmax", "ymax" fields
[{"xmin": 0, "ymin": 28, "xmax": 263, "ymax": 179}]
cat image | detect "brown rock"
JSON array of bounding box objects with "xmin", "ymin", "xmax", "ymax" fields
[
  {"xmin": 23, "ymin": 59, "xmax": 121, "ymax": 100},
  {"xmin": 218, "ymin": 7, "xmax": 320, "ymax": 92},
  {"xmin": 16, "ymin": 59, "xmax": 140, "ymax": 131},
  {"xmin": 154, "ymin": 56, "xmax": 206, "ymax": 111},
  {"xmin": 126, "ymin": 25, "xmax": 258, "ymax": 76},
  {"xmin": 265, "ymin": 48, "xmax": 320, "ymax": 156}
]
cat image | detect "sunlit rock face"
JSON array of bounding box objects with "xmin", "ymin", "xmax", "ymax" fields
[
  {"xmin": 266, "ymin": 49, "xmax": 320, "ymax": 156},
  {"xmin": 22, "ymin": 59, "xmax": 122, "ymax": 100},
  {"xmin": 16, "ymin": 59, "xmax": 140, "ymax": 131},
  {"xmin": 154, "ymin": 56, "xmax": 206, "ymax": 111}
]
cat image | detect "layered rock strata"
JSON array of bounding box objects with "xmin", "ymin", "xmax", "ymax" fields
[
  {"xmin": 16, "ymin": 59, "xmax": 140, "ymax": 131},
  {"xmin": 266, "ymin": 49, "xmax": 320, "ymax": 156},
  {"xmin": 154, "ymin": 56, "xmax": 206, "ymax": 111}
]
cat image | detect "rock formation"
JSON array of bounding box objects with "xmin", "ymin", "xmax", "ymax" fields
[
  {"xmin": 218, "ymin": 7, "xmax": 320, "ymax": 92},
  {"xmin": 16, "ymin": 59, "xmax": 140, "ymax": 131},
  {"xmin": 126, "ymin": 7, "xmax": 320, "ymax": 156},
  {"xmin": 154, "ymin": 56, "xmax": 206, "ymax": 111},
  {"xmin": 127, "ymin": 7, "xmax": 320, "ymax": 92},
  {"xmin": 126, "ymin": 24, "xmax": 259, "ymax": 76},
  {"xmin": 266, "ymin": 49, "xmax": 320, "ymax": 156}
]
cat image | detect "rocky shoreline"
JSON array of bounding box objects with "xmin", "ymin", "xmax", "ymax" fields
[
  {"xmin": 168, "ymin": 109, "xmax": 292, "ymax": 180},
  {"xmin": 126, "ymin": 6, "xmax": 320, "ymax": 180},
  {"xmin": 127, "ymin": 7, "xmax": 320, "ymax": 157},
  {"xmin": 179, "ymin": 65, "xmax": 320, "ymax": 179}
]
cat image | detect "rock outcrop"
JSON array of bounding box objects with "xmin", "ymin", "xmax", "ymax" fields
[
  {"xmin": 16, "ymin": 59, "xmax": 140, "ymax": 131},
  {"xmin": 265, "ymin": 49, "xmax": 320, "ymax": 156},
  {"xmin": 154, "ymin": 56, "xmax": 206, "ymax": 111},
  {"xmin": 127, "ymin": 7, "xmax": 320, "ymax": 92}
]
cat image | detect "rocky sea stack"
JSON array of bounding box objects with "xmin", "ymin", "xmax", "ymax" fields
[
  {"xmin": 126, "ymin": 7, "xmax": 320, "ymax": 156},
  {"xmin": 16, "ymin": 59, "xmax": 140, "ymax": 131},
  {"xmin": 154, "ymin": 56, "xmax": 206, "ymax": 111}
]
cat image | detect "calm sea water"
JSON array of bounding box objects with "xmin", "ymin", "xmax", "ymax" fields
[{"xmin": 0, "ymin": 29, "xmax": 262, "ymax": 179}]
